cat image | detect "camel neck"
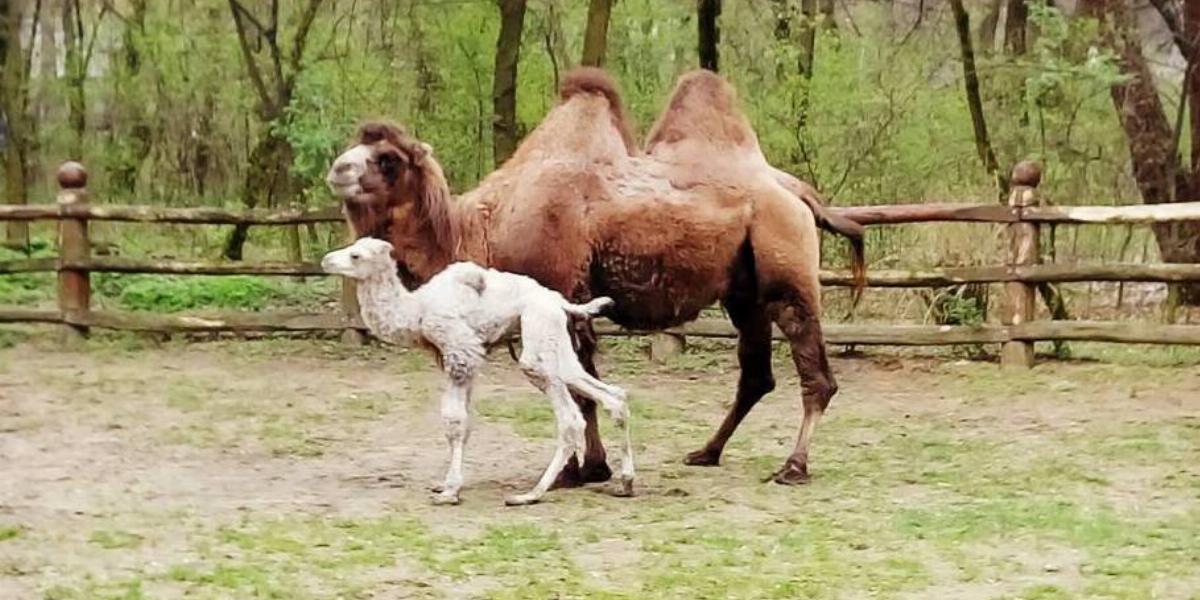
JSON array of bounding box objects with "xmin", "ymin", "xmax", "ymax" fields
[{"xmin": 355, "ymin": 270, "xmax": 419, "ymax": 341}]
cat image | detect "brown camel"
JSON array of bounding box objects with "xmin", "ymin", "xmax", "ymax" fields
[{"xmin": 326, "ymin": 68, "xmax": 865, "ymax": 486}]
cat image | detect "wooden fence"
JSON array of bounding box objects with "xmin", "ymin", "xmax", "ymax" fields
[{"xmin": 3, "ymin": 161, "xmax": 1200, "ymax": 367}]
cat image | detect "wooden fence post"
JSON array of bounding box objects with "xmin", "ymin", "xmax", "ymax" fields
[
  {"xmin": 340, "ymin": 277, "xmax": 366, "ymax": 345},
  {"xmin": 57, "ymin": 161, "xmax": 91, "ymax": 342},
  {"xmin": 1001, "ymin": 161, "xmax": 1041, "ymax": 367}
]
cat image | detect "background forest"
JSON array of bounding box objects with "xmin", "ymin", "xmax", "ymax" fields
[{"xmin": 1, "ymin": 0, "xmax": 1197, "ymax": 326}]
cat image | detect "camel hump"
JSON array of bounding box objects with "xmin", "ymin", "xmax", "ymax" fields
[
  {"xmin": 560, "ymin": 67, "xmax": 623, "ymax": 105},
  {"xmin": 559, "ymin": 67, "xmax": 637, "ymax": 155},
  {"xmin": 645, "ymin": 69, "xmax": 758, "ymax": 154}
]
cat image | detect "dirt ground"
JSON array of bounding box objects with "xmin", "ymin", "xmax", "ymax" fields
[{"xmin": 0, "ymin": 333, "xmax": 1197, "ymax": 599}]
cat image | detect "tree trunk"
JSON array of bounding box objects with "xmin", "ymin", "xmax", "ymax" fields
[
  {"xmin": 1003, "ymin": 0, "xmax": 1027, "ymax": 55},
  {"xmin": 492, "ymin": 0, "xmax": 526, "ymax": 167},
  {"xmin": 1080, "ymin": 0, "xmax": 1200, "ymax": 304},
  {"xmin": 949, "ymin": 0, "xmax": 1005, "ymax": 196},
  {"xmin": 111, "ymin": 0, "xmax": 149, "ymax": 195},
  {"xmin": 979, "ymin": 0, "xmax": 1003, "ymax": 52},
  {"xmin": 819, "ymin": 0, "xmax": 835, "ymax": 31},
  {"xmin": 1, "ymin": 0, "xmax": 38, "ymax": 249},
  {"xmin": 1186, "ymin": 0, "xmax": 1200, "ymax": 176},
  {"xmin": 223, "ymin": 132, "xmax": 294, "ymax": 260},
  {"xmin": 62, "ymin": 0, "xmax": 84, "ymax": 159},
  {"xmin": 798, "ymin": 0, "xmax": 817, "ymax": 78},
  {"xmin": 581, "ymin": 0, "xmax": 613, "ymax": 67},
  {"xmin": 697, "ymin": 0, "xmax": 720, "ymax": 71}
]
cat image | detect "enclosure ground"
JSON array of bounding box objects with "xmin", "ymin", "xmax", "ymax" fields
[{"xmin": 0, "ymin": 333, "xmax": 1197, "ymax": 599}]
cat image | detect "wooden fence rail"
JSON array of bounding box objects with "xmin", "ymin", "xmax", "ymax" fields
[{"xmin": 2, "ymin": 161, "xmax": 1200, "ymax": 365}]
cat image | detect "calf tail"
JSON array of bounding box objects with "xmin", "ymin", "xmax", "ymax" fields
[{"xmin": 563, "ymin": 297, "xmax": 614, "ymax": 318}]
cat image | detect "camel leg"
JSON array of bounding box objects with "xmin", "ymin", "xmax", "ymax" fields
[
  {"xmin": 768, "ymin": 300, "xmax": 836, "ymax": 485},
  {"xmin": 567, "ymin": 374, "xmax": 635, "ymax": 497},
  {"xmin": 552, "ymin": 320, "xmax": 612, "ymax": 488},
  {"xmin": 432, "ymin": 374, "xmax": 474, "ymax": 505},
  {"xmin": 685, "ymin": 301, "xmax": 775, "ymax": 466}
]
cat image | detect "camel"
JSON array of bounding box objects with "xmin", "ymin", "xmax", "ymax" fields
[
  {"xmin": 321, "ymin": 237, "xmax": 634, "ymax": 506},
  {"xmin": 326, "ymin": 67, "xmax": 865, "ymax": 486}
]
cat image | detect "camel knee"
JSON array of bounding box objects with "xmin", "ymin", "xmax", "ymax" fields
[
  {"xmin": 741, "ymin": 372, "xmax": 776, "ymax": 399},
  {"xmin": 802, "ymin": 372, "xmax": 836, "ymax": 411}
]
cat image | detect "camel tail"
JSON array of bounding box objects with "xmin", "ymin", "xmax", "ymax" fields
[
  {"xmin": 560, "ymin": 68, "xmax": 637, "ymax": 155},
  {"xmin": 771, "ymin": 169, "xmax": 867, "ymax": 308},
  {"xmin": 564, "ymin": 297, "xmax": 614, "ymax": 318}
]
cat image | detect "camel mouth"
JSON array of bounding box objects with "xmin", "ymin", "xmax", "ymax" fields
[{"xmin": 326, "ymin": 179, "xmax": 361, "ymax": 199}]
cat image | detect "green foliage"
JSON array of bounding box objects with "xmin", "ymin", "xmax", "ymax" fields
[
  {"xmin": 0, "ymin": 244, "xmax": 56, "ymax": 306},
  {"xmin": 99, "ymin": 275, "xmax": 279, "ymax": 312}
]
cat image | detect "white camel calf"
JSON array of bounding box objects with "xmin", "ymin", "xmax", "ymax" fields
[{"xmin": 322, "ymin": 237, "xmax": 634, "ymax": 506}]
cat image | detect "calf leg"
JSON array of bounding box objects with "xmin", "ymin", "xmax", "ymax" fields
[
  {"xmin": 768, "ymin": 299, "xmax": 836, "ymax": 485},
  {"xmin": 685, "ymin": 302, "xmax": 775, "ymax": 466},
  {"xmin": 433, "ymin": 374, "xmax": 474, "ymax": 505},
  {"xmin": 567, "ymin": 374, "xmax": 635, "ymax": 497},
  {"xmin": 431, "ymin": 350, "xmax": 482, "ymax": 505},
  {"xmin": 552, "ymin": 320, "xmax": 612, "ymax": 488},
  {"xmin": 511, "ymin": 359, "xmax": 586, "ymax": 506}
]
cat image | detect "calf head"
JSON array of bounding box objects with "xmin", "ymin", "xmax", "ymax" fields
[{"xmin": 321, "ymin": 238, "xmax": 396, "ymax": 280}]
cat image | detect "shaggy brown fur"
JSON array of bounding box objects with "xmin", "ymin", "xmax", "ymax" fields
[{"xmin": 333, "ymin": 68, "xmax": 865, "ymax": 486}]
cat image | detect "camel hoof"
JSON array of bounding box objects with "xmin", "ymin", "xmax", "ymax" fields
[
  {"xmin": 504, "ymin": 493, "xmax": 541, "ymax": 506},
  {"xmin": 430, "ymin": 484, "xmax": 445, "ymax": 494},
  {"xmin": 431, "ymin": 491, "xmax": 461, "ymax": 506},
  {"xmin": 683, "ymin": 448, "xmax": 720, "ymax": 466},
  {"xmin": 769, "ymin": 463, "xmax": 811, "ymax": 486},
  {"xmin": 580, "ymin": 461, "xmax": 613, "ymax": 484}
]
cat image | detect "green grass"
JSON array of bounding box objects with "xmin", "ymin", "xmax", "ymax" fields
[
  {"xmin": 88, "ymin": 529, "xmax": 145, "ymax": 550},
  {"xmin": 0, "ymin": 525, "xmax": 24, "ymax": 542}
]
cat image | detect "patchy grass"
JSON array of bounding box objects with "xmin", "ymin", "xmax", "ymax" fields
[{"xmin": 1, "ymin": 340, "xmax": 1197, "ymax": 599}]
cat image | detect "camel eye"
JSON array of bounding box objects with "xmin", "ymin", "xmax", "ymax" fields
[{"xmin": 350, "ymin": 252, "xmax": 361, "ymax": 261}]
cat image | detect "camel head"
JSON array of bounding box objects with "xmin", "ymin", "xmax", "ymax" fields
[
  {"xmin": 321, "ymin": 237, "xmax": 396, "ymax": 280},
  {"xmin": 327, "ymin": 122, "xmax": 456, "ymax": 252}
]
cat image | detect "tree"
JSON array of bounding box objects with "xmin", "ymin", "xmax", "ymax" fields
[
  {"xmin": 105, "ymin": 0, "xmax": 149, "ymax": 195},
  {"xmin": 492, "ymin": 0, "xmax": 526, "ymax": 167},
  {"xmin": 1, "ymin": 0, "xmax": 41, "ymax": 250},
  {"xmin": 698, "ymin": 0, "xmax": 720, "ymax": 71},
  {"xmin": 62, "ymin": 0, "xmax": 104, "ymax": 160},
  {"xmin": 581, "ymin": 0, "xmax": 614, "ymax": 67},
  {"xmin": 948, "ymin": 0, "xmax": 1003, "ymax": 194},
  {"xmin": 224, "ymin": 0, "xmax": 324, "ymax": 261},
  {"xmin": 1080, "ymin": 0, "xmax": 1200, "ymax": 304}
]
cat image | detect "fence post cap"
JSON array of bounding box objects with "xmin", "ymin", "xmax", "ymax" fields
[
  {"xmin": 1010, "ymin": 160, "xmax": 1041, "ymax": 188},
  {"xmin": 57, "ymin": 161, "xmax": 88, "ymax": 190}
]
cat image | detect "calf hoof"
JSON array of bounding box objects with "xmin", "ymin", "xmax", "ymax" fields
[
  {"xmin": 769, "ymin": 461, "xmax": 811, "ymax": 486},
  {"xmin": 683, "ymin": 448, "xmax": 720, "ymax": 466},
  {"xmin": 431, "ymin": 491, "xmax": 461, "ymax": 506},
  {"xmin": 610, "ymin": 478, "xmax": 635, "ymax": 498},
  {"xmin": 504, "ymin": 492, "xmax": 542, "ymax": 506}
]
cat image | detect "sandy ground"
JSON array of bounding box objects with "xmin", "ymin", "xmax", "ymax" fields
[{"xmin": 0, "ymin": 337, "xmax": 1197, "ymax": 599}]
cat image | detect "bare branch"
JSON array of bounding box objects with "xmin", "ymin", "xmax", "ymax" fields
[
  {"xmin": 229, "ymin": 0, "xmax": 276, "ymax": 115},
  {"xmin": 285, "ymin": 0, "xmax": 324, "ymax": 88}
]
